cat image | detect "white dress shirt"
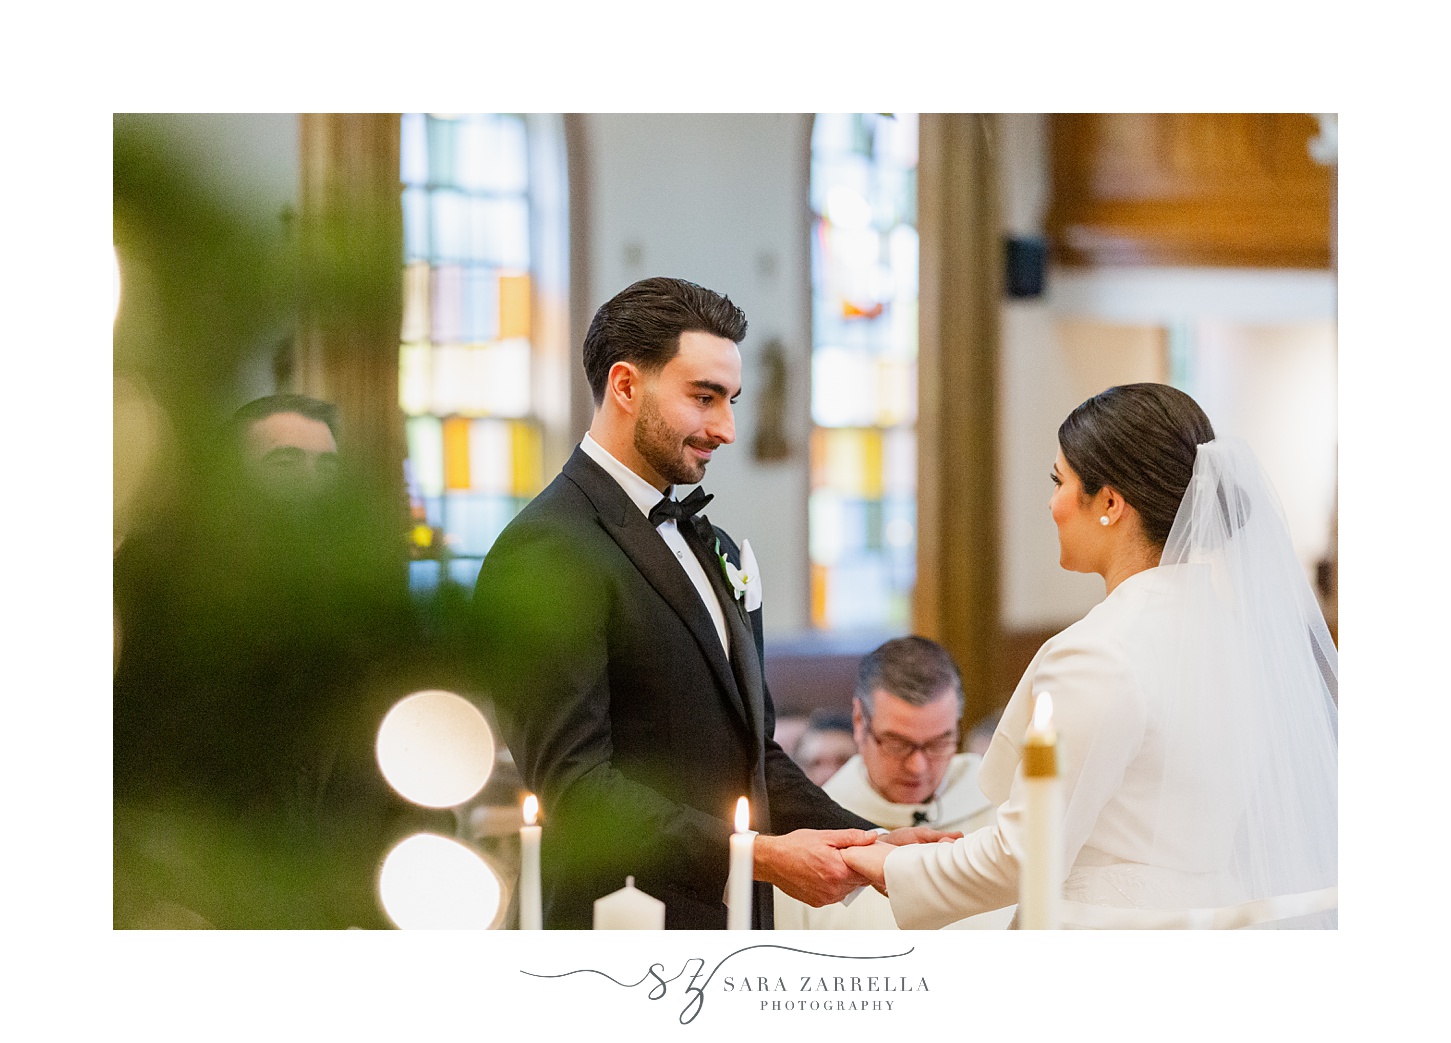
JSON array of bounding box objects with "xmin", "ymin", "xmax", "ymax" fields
[{"xmin": 579, "ymin": 433, "xmax": 729, "ymax": 654}]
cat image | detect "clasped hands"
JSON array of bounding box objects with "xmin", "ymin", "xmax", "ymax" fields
[{"xmin": 755, "ymin": 825, "xmax": 961, "ymax": 906}]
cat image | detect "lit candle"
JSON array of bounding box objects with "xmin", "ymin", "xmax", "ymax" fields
[
  {"xmin": 593, "ymin": 876, "xmax": 665, "ymax": 930},
  {"xmin": 727, "ymin": 796, "xmax": 755, "ymax": 930},
  {"xmin": 519, "ymin": 793, "xmax": 542, "ymax": 930},
  {"xmin": 1019, "ymin": 692, "xmax": 1062, "ymax": 929}
]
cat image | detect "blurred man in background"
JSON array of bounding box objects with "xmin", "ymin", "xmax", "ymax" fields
[
  {"xmin": 774, "ymin": 636, "xmax": 1011, "ymax": 929},
  {"xmin": 231, "ymin": 394, "xmax": 341, "ymax": 498},
  {"xmin": 113, "ymin": 394, "xmax": 435, "ymax": 928}
]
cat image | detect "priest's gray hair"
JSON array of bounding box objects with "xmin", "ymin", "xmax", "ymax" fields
[{"xmin": 855, "ymin": 636, "xmax": 964, "ymax": 718}]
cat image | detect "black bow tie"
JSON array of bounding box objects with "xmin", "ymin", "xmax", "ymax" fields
[
  {"xmin": 911, "ymin": 811, "xmax": 930, "ymax": 827},
  {"xmin": 648, "ymin": 486, "xmax": 714, "ymax": 528}
]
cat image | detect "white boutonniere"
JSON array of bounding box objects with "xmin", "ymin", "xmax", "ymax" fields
[{"xmin": 715, "ymin": 537, "xmax": 763, "ymax": 611}]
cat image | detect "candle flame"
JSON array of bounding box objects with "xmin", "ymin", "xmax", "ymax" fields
[
  {"xmin": 522, "ymin": 793, "xmax": 538, "ymax": 825},
  {"xmin": 1031, "ymin": 692, "xmax": 1055, "ymax": 737},
  {"xmin": 734, "ymin": 796, "xmax": 750, "ymax": 833}
]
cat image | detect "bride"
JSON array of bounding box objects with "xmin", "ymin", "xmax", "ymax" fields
[{"xmin": 843, "ymin": 383, "xmax": 1338, "ymax": 928}]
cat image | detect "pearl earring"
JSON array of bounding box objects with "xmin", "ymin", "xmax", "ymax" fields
[{"xmin": 1099, "ymin": 515, "xmax": 1110, "ymax": 526}]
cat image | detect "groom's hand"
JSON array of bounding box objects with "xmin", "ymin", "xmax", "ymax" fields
[
  {"xmin": 878, "ymin": 826, "xmax": 963, "ymax": 846},
  {"xmin": 753, "ymin": 828, "xmax": 878, "ymax": 907}
]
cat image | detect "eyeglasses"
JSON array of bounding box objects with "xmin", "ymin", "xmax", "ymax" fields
[{"xmin": 862, "ymin": 720, "xmax": 958, "ymax": 760}]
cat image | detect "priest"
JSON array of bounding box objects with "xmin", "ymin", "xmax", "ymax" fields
[{"xmin": 774, "ymin": 637, "xmax": 1013, "ymax": 929}]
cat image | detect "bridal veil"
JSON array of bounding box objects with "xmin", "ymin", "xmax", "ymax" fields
[{"xmin": 1135, "ymin": 436, "xmax": 1338, "ymax": 926}]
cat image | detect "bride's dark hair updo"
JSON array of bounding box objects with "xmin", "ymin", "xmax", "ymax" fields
[{"xmin": 1058, "ymin": 383, "xmax": 1215, "ymax": 547}]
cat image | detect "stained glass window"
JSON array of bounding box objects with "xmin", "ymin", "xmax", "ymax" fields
[
  {"xmin": 809, "ymin": 113, "xmax": 918, "ymax": 631},
  {"xmin": 399, "ymin": 113, "xmax": 550, "ymax": 592}
]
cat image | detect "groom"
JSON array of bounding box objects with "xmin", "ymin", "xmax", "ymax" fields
[{"xmin": 471, "ymin": 277, "xmax": 945, "ymax": 928}]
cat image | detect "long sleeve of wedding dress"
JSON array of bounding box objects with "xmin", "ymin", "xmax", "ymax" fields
[{"xmin": 884, "ymin": 578, "xmax": 1156, "ymax": 931}]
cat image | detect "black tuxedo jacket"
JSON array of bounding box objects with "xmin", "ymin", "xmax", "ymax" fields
[{"xmin": 470, "ymin": 447, "xmax": 876, "ymax": 928}]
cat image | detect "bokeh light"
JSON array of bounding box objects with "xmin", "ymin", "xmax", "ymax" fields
[
  {"xmin": 378, "ymin": 833, "xmax": 501, "ymax": 929},
  {"xmin": 112, "ymin": 245, "xmax": 122, "ymax": 324},
  {"xmin": 376, "ymin": 689, "xmax": 494, "ymax": 807}
]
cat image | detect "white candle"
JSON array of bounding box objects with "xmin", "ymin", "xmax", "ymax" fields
[
  {"xmin": 519, "ymin": 793, "xmax": 542, "ymax": 930},
  {"xmin": 727, "ymin": 796, "xmax": 755, "ymax": 930},
  {"xmin": 1019, "ymin": 692, "xmax": 1062, "ymax": 930},
  {"xmin": 592, "ymin": 876, "xmax": 665, "ymax": 930}
]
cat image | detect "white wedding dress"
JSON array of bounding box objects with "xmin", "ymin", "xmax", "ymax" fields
[{"xmin": 884, "ymin": 438, "xmax": 1338, "ymax": 929}]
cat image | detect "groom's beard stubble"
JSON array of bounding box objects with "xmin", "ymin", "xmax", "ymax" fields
[{"xmin": 635, "ymin": 391, "xmax": 718, "ymax": 487}]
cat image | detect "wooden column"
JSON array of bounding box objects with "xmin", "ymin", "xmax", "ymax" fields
[
  {"xmin": 295, "ymin": 114, "xmax": 405, "ymax": 523},
  {"xmin": 916, "ymin": 114, "xmax": 1002, "ymax": 731}
]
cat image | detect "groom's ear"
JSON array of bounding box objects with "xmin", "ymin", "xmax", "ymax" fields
[{"xmin": 607, "ymin": 361, "xmax": 644, "ymax": 415}]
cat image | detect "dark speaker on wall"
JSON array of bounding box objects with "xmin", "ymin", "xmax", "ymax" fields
[{"xmin": 1005, "ymin": 236, "xmax": 1047, "ymax": 299}]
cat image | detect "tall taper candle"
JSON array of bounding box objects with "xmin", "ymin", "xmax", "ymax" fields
[
  {"xmin": 519, "ymin": 793, "xmax": 542, "ymax": 930},
  {"xmin": 1019, "ymin": 692, "xmax": 1062, "ymax": 930},
  {"xmin": 727, "ymin": 797, "xmax": 755, "ymax": 930}
]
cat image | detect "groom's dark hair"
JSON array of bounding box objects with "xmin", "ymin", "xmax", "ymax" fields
[{"xmin": 583, "ymin": 277, "xmax": 748, "ymax": 406}]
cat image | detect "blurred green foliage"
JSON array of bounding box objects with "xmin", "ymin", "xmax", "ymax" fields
[
  {"xmin": 113, "ymin": 117, "xmax": 297, "ymax": 460},
  {"xmin": 112, "ymin": 117, "xmax": 459, "ymax": 929}
]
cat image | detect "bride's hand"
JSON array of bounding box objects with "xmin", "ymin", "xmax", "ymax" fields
[
  {"xmin": 879, "ymin": 825, "xmax": 963, "ymax": 846},
  {"xmin": 840, "ymin": 841, "xmax": 892, "ymax": 896}
]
